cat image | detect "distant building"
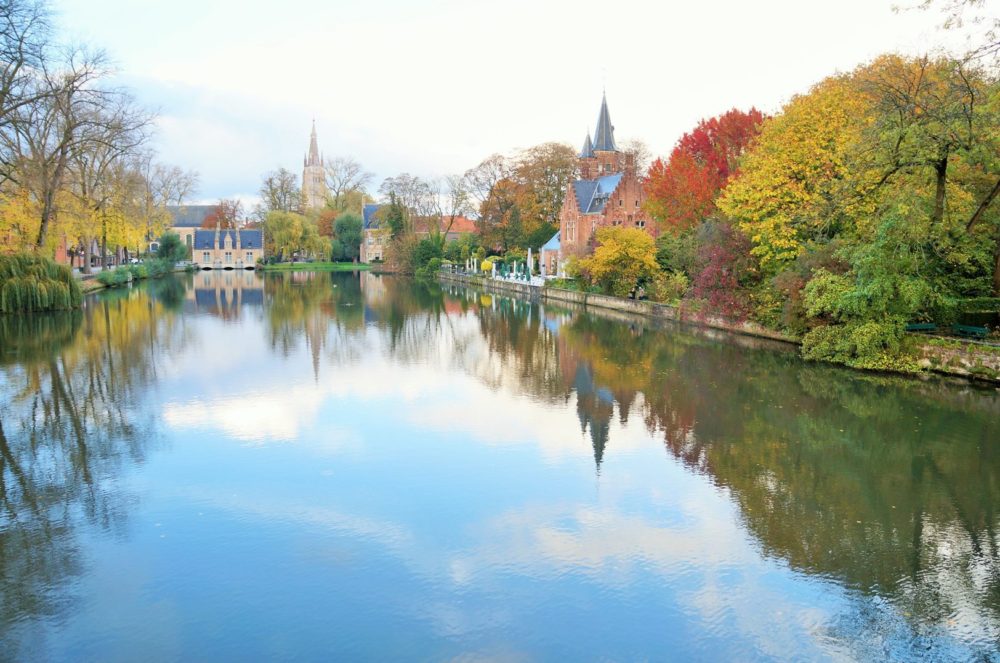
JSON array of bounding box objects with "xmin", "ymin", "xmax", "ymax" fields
[
  {"xmin": 436, "ymin": 215, "xmax": 477, "ymax": 244},
  {"xmin": 154, "ymin": 204, "xmax": 216, "ymax": 255},
  {"xmin": 301, "ymin": 121, "xmax": 328, "ymax": 210},
  {"xmin": 360, "ymin": 203, "xmax": 388, "ymax": 263},
  {"xmin": 193, "ymin": 227, "xmax": 264, "ymax": 270},
  {"xmin": 558, "ymin": 94, "xmax": 654, "ymax": 266}
]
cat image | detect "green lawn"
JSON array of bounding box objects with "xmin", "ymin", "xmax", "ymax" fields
[{"xmin": 259, "ymin": 262, "xmax": 371, "ymax": 272}]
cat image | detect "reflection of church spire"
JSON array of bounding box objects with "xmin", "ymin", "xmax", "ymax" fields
[{"xmin": 573, "ymin": 363, "xmax": 615, "ymax": 469}]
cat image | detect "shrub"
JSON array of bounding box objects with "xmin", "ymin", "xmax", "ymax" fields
[
  {"xmin": 802, "ymin": 319, "xmax": 922, "ymax": 372},
  {"xmin": 647, "ymin": 271, "xmax": 689, "ymax": 303},
  {"xmin": 156, "ymin": 232, "xmax": 189, "ymax": 265},
  {"xmin": 480, "ymin": 260, "xmax": 493, "ymax": 272},
  {"xmin": 688, "ymin": 220, "xmax": 758, "ymax": 319}
]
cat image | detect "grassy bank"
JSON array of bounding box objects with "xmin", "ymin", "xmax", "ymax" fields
[{"xmin": 259, "ymin": 262, "xmax": 371, "ymax": 272}]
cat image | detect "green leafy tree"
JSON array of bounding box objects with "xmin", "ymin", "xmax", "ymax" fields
[
  {"xmin": 333, "ymin": 213, "xmax": 363, "ymax": 262},
  {"xmin": 155, "ymin": 232, "xmax": 189, "ymax": 265}
]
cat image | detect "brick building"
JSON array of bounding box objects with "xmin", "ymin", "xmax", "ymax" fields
[{"xmin": 557, "ymin": 94, "xmax": 654, "ymax": 268}]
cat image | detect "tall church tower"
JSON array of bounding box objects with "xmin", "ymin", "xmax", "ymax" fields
[{"xmin": 301, "ymin": 120, "xmax": 328, "ymax": 210}]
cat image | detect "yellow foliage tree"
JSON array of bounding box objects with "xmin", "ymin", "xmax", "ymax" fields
[
  {"xmin": 577, "ymin": 227, "xmax": 662, "ymax": 298},
  {"xmin": 0, "ymin": 189, "xmax": 40, "ymax": 254},
  {"xmin": 718, "ymin": 75, "xmax": 875, "ymax": 271}
]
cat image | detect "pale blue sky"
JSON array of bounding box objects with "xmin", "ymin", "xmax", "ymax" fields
[{"xmin": 53, "ymin": 0, "xmax": 966, "ymax": 205}]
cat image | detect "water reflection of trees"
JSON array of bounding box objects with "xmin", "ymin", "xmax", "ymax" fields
[
  {"xmin": 0, "ymin": 292, "xmax": 183, "ymax": 656},
  {"xmin": 441, "ymin": 285, "xmax": 1000, "ymax": 653}
]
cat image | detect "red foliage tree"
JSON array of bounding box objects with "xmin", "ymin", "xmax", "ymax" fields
[
  {"xmin": 201, "ymin": 199, "xmax": 243, "ymax": 229},
  {"xmin": 690, "ymin": 221, "xmax": 757, "ymax": 320},
  {"xmin": 644, "ymin": 108, "xmax": 765, "ymax": 233}
]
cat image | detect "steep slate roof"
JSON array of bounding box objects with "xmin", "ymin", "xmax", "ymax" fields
[
  {"xmin": 572, "ymin": 173, "xmax": 622, "ymax": 214},
  {"xmin": 363, "ymin": 203, "xmax": 383, "ymax": 229},
  {"xmin": 580, "ymin": 132, "xmax": 594, "ymax": 158},
  {"xmin": 192, "ymin": 229, "xmax": 263, "ymax": 250},
  {"xmin": 541, "ymin": 231, "xmax": 560, "ymax": 251},
  {"xmin": 167, "ymin": 205, "xmax": 215, "ymax": 228},
  {"xmin": 592, "ymin": 93, "xmax": 617, "ymax": 152}
]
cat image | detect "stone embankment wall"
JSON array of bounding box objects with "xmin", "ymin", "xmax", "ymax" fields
[
  {"xmin": 920, "ymin": 341, "xmax": 1000, "ymax": 382},
  {"xmin": 438, "ymin": 272, "xmax": 1000, "ymax": 385},
  {"xmin": 438, "ymin": 272, "xmax": 797, "ymax": 344}
]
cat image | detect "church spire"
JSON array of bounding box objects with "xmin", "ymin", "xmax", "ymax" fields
[
  {"xmin": 307, "ymin": 120, "xmax": 321, "ymax": 167},
  {"xmin": 580, "ymin": 130, "xmax": 594, "ymax": 158},
  {"xmin": 592, "ymin": 92, "xmax": 617, "ymax": 152}
]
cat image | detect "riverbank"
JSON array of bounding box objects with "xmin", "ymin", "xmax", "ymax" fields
[
  {"xmin": 439, "ymin": 272, "xmax": 1000, "ymax": 385},
  {"xmin": 258, "ymin": 262, "xmax": 370, "ymax": 272}
]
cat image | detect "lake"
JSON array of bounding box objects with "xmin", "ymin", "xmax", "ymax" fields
[{"xmin": 1, "ymin": 270, "xmax": 998, "ymax": 661}]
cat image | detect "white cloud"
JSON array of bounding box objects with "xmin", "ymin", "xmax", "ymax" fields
[{"xmin": 53, "ymin": 0, "xmax": 969, "ymax": 200}]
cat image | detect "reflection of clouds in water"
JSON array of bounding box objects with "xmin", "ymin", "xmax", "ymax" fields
[
  {"xmin": 177, "ymin": 486, "xmax": 415, "ymax": 554},
  {"xmin": 161, "ymin": 340, "xmax": 650, "ymax": 461},
  {"xmin": 454, "ymin": 501, "xmax": 854, "ymax": 660},
  {"xmin": 180, "ymin": 473, "xmax": 840, "ymax": 657}
]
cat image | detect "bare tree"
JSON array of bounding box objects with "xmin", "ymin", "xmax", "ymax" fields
[
  {"xmin": 259, "ymin": 167, "xmax": 300, "ymax": 213},
  {"xmin": 0, "ymin": 0, "xmax": 50, "ymax": 179},
  {"xmin": 378, "ymin": 173, "xmax": 438, "ymax": 219},
  {"xmin": 915, "ymin": 0, "xmax": 1000, "ymax": 60},
  {"xmin": 324, "ymin": 156, "xmax": 372, "ymax": 209},
  {"xmin": 147, "ymin": 160, "xmax": 197, "ymax": 206},
  {"xmin": 620, "ymin": 138, "xmax": 652, "ymax": 174},
  {"xmin": 464, "ymin": 154, "xmax": 511, "ymax": 209},
  {"xmin": 441, "ymin": 173, "xmax": 473, "ymax": 234}
]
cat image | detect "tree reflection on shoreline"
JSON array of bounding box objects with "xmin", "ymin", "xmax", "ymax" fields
[
  {"xmin": 3, "ymin": 273, "xmax": 996, "ymax": 657},
  {"xmin": 0, "ymin": 291, "xmax": 184, "ymax": 655},
  {"xmin": 433, "ymin": 282, "xmax": 1000, "ymax": 655}
]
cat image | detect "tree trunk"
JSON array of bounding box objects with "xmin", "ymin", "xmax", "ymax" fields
[
  {"xmin": 967, "ymin": 176, "xmax": 1000, "ymax": 231},
  {"xmin": 994, "ymin": 232, "xmax": 1000, "ymax": 297},
  {"xmin": 83, "ymin": 239, "xmax": 93, "ymax": 275},
  {"xmin": 101, "ymin": 215, "xmax": 108, "ymax": 271},
  {"xmin": 932, "ymin": 153, "xmax": 949, "ymax": 226}
]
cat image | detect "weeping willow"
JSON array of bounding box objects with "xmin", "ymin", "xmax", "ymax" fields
[{"xmin": 0, "ymin": 254, "xmax": 83, "ymax": 313}]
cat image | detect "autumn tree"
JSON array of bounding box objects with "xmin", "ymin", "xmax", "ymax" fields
[
  {"xmin": 466, "ymin": 144, "xmax": 577, "ymax": 252},
  {"xmin": 201, "ymin": 198, "xmax": 243, "ymax": 229},
  {"xmin": 4, "ymin": 48, "xmax": 137, "ymax": 249},
  {"xmin": 576, "ymin": 227, "xmax": 662, "ymax": 298},
  {"xmin": 645, "ymin": 108, "xmax": 764, "ymax": 234},
  {"xmin": 324, "ymin": 156, "xmax": 373, "ymax": 212},
  {"xmin": 718, "ymin": 78, "xmax": 872, "ymax": 271}
]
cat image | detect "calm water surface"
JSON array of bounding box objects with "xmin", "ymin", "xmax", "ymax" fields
[{"xmin": 1, "ymin": 271, "xmax": 999, "ymax": 661}]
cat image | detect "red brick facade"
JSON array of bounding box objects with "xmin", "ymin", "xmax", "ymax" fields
[{"xmin": 558, "ymin": 99, "xmax": 655, "ymax": 265}]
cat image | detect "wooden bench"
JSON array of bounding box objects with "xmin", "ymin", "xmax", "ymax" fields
[
  {"xmin": 952, "ymin": 324, "xmax": 989, "ymax": 339},
  {"xmin": 905, "ymin": 323, "xmax": 938, "ymax": 333}
]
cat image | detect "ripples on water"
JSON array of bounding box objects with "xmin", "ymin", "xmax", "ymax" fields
[{"xmin": 0, "ymin": 270, "xmax": 998, "ymax": 661}]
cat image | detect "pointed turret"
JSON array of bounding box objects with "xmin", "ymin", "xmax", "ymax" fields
[
  {"xmin": 580, "ymin": 131, "xmax": 594, "ymax": 158},
  {"xmin": 592, "ymin": 93, "xmax": 617, "ymax": 152}
]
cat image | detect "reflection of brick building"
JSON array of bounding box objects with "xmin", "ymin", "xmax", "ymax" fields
[{"xmin": 558, "ymin": 94, "xmax": 655, "ymax": 266}]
